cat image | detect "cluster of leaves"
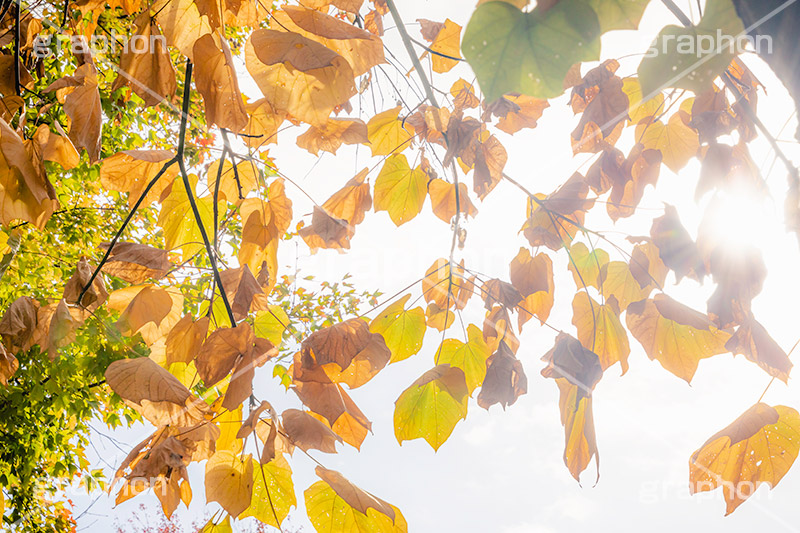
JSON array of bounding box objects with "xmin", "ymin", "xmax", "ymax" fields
[{"xmin": 0, "ymin": 0, "xmax": 799, "ymax": 529}]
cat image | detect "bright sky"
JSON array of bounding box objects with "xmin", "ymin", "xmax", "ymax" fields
[{"xmin": 72, "ymin": 1, "xmax": 800, "ymax": 531}]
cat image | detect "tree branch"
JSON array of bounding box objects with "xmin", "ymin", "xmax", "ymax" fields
[
  {"xmin": 14, "ymin": 0, "xmax": 20, "ymax": 96},
  {"xmin": 176, "ymin": 60, "xmax": 237, "ymax": 328}
]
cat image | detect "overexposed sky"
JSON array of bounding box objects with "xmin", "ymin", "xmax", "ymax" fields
[{"xmin": 74, "ymin": 1, "xmax": 800, "ymax": 531}]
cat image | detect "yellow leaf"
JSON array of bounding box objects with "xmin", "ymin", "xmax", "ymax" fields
[
  {"xmin": 240, "ymin": 455, "xmax": 296, "ymax": 527},
  {"xmin": 394, "ymin": 365, "xmax": 468, "ymax": 450},
  {"xmin": 690, "ymin": 403, "xmax": 800, "ymax": 515},
  {"xmin": 622, "ymin": 77, "xmax": 664, "ymax": 125},
  {"xmin": 571, "ymin": 292, "xmax": 630, "ymax": 374},
  {"xmin": 272, "ymin": 6, "xmax": 385, "ymax": 77},
  {"xmin": 636, "ymin": 111, "xmax": 699, "ymax": 173},
  {"xmin": 305, "ymin": 470, "xmax": 407, "ymax": 533},
  {"xmin": 245, "ymin": 29, "xmax": 356, "ymax": 127},
  {"xmin": 207, "ymin": 158, "xmax": 258, "ymax": 203},
  {"xmin": 369, "ymin": 294, "xmax": 426, "ymax": 363},
  {"xmin": 435, "ymin": 324, "xmax": 491, "ymax": 393},
  {"xmin": 152, "ymin": 0, "xmax": 212, "ymax": 60},
  {"xmin": 367, "ymin": 106, "xmax": 414, "ymax": 156},
  {"xmin": 296, "ymin": 118, "xmax": 368, "ymax": 156},
  {"xmin": 556, "ymin": 378, "xmax": 599, "ymax": 482},
  {"xmin": 601, "ymin": 260, "xmax": 651, "ymax": 311},
  {"xmin": 158, "ymin": 175, "xmax": 224, "ymax": 260},
  {"xmin": 429, "ymin": 19, "xmax": 462, "ymax": 73},
  {"xmin": 626, "ymin": 294, "xmax": 731, "ymax": 383},
  {"xmin": 373, "ymin": 154, "xmax": 427, "ymax": 226},
  {"xmin": 205, "ymin": 450, "xmax": 254, "ymax": 518}
]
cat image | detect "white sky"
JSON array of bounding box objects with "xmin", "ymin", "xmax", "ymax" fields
[{"xmin": 73, "ymin": 0, "xmax": 800, "ymax": 531}]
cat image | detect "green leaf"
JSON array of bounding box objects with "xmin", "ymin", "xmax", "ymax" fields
[
  {"xmin": 254, "ymin": 305, "xmax": 290, "ymax": 346},
  {"xmin": 435, "ymin": 324, "xmax": 491, "ymax": 394},
  {"xmin": 587, "ymin": 0, "xmax": 649, "ymax": 32},
  {"xmin": 394, "ymin": 365, "xmax": 469, "ymax": 451},
  {"xmin": 637, "ymin": 0, "xmax": 744, "ymax": 96},
  {"xmin": 369, "ymin": 294, "xmax": 426, "ymax": 363},
  {"xmin": 240, "ymin": 455, "xmax": 296, "ymax": 527},
  {"xmin": 462, "ymin": 0, "xmax": 601, "ymax": 101}
]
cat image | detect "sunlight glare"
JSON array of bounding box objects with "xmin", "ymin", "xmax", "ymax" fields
[{"xmin": 699, "ymin": 186, "xmax": 775, "ymax": 253}]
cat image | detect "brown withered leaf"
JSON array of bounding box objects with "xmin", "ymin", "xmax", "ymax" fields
[
  {"xmin": 165, "ymin": 314, "xmax": 209, "ymax": 365},
  {"xmin": 541, "ymin": 333, "xmax": 603, "ymax": 398},
  {"xmin": 274, "ymin": 5, "xmax": 384, "ymax": 77},
  {"xmin": 115, "ymin": 285, "xmax": 183, "ymax": 346},
  {"xmin": 237, "ymin": 400, "xmax": 273, "ymax": 440},
  {"xmin": 0, "ymin": 296, "xmax": 38, "ymax": 352},
  {"xmin": 195, "ymin": 323, "xmax": 256, "ymax": 387},
  {"xmin": 469, "ymin": 135, "xmax": 507, "ymax": 200},
  {"xmin": 46, "ymin": 63, "xmax": 102, "ymax": 162},
  {"xmin": 690, "ymin": 88, "xmax": 735, "ymax": 144},
  {"xmin": 607, "ymin": 144, "xmax": 662, "ymax": 221},
  {"xmin": 63, "ymin": 257, "xmax": 108, "ymax": 311},
  {"xmin": 292, "ymin": 380, "xmax": 372, "ymax": 438},
  {"xmin": 99, "ymin": 150, "xmax": 177, "ymax": 208},
  {"xmin": 706, "ymin": 245, "xmax": 766, "ymax": 329},
  {"xmin": 495, "ymin": 93, "xmax": 549, "ymax": 134},
  {"xmin": 477, "ymin": 341, "xmax": 527, "ymax": 410},
  {"xmin": 33, "ymin": 124, "xmax": 80, "ymax": 170},
  {"xmin": 296, "ymin": 118, "xmax": 367, "ymax": 156},
  {"xmin": 509, "ymin": 247, "xmax": 551, "ymax": 297},
  {"xmin": 297, "ymin": 318, "xmax": 390, "ymax": 388},
  {"xmin": 299, "ymin": 169, "xmax": 371, "ymax": 252},
  {"xmin": 112, "ymin": 12, "xmax": 177, "ymax": 107},
  {"xmin": 571, "ymin": 75, "xmax": 629, "ymax": 147},
  {"xmin": 650, "ymin": 205, "xmax": 705, "ymax": 282},
  {"xmin": 0, "ymin": 117, "xmax": 58, "ymax": 228},
  {"xmin": 105, "ymin": 357, "xmax": 207, "ymax": 426},
  {"xmin": 222, "ymin": 349, "xmax": 257, "ymax": 411},
  {"xmin": 726, "ymin": 317, "xmax": 792, "ymax": 383},
  {"xmin": 481, "ymin": 279, "xmax": 523, "ymax": 310},
  {"xmin": 219, "ymin": 265, "xmax": 263, "ymax": 320},
  {"xmin": 299, "ymin": 207, "xmax": 352, "ymax": 252},
  {"xmin": 46, "ymin": 299, "xmax": 77, "ymax": 360},
  {"xmin": 586, "ymin": 147, "xmax": 624, "ymax": 195},
  {"xmin": 0, "ymin": 342, "xmax": 18, "ymax": 385},
  {"xmin": 193, "ymin": 34, "xmax": 248, "ymax": 132},
  {"xmin": 282, "ymin": 408, "xmax": 342, "ymax": 453},
  {"xmin": 100, "ymin": 242, "xmax": 171, "ymax": 284}
]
